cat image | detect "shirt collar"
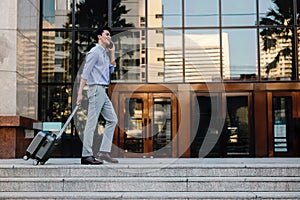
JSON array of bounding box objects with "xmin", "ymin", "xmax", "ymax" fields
[{"xmin": 96, "ymin": 43, "xmax": 106, "ymax": 51}]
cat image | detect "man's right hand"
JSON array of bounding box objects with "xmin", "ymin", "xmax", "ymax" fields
[
  {"xmin": 77, "ymin": 78, "xmax": 87, "ymax": 105},
  {"xmin": 77, "ymin": 93, "xmax": 83, "ymax": 105}
]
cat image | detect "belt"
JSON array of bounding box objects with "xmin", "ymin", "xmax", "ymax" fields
[{"xmin": 89, "ymin": 84, "xmax": 108, "ymax": 87}]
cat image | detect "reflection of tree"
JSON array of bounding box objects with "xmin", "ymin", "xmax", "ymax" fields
[
  {"xmin": 65, "ymin": 0, "xmax": 133, "ymax": 63},
  {"xmin": 65, "ymin": 0, "xmax": 133, "ymax": 139},
  {"xmin": 260, "ymin": 0, "xmax": 299, "ymax": 78}
]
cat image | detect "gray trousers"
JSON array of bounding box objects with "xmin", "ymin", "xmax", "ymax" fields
[{"xmin": 82, "ymin": 85, "xmax": 118, "ymax": 157}]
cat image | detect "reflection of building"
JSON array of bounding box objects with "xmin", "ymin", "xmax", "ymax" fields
[
  {"xmin": 41, "ymin": 21, "xmax": 56, "ymax": 82},
  {"xmin": 115, "ymin": 0, "xmax": 147, "ymax": 82},
  {"xmin": 260, "ymin": 33, "xmax": 293, "ymax": 79},
  {"xmin": 164, "ymin": 33, "xmax": 230, "ymax": 82},
  {"xmin": 42, "ymin": 0, "xmax": 71, "ymax": 82}
]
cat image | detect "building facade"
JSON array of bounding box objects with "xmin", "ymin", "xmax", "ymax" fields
[{"xmin": 1, "ymin": 0, "xmax": 300, "ymax": 158}]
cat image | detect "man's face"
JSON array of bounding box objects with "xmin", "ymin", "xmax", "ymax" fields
[{"xmin": 99, "ymin": 30, "xmax": 111, "ymax": 47}]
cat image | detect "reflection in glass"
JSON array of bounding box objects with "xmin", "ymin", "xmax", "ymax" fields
[
  {"xmin": 184, "ymin": 0, "xmax": 219, "ymax": 27},
  {"xmin": 73, "ymin": 0, "xmax": 108, "ymax": 28},
  {"xmin": 148, "ymin": 0, "xmax": 182, "ymax": 27},
  {"xmin": 42, "ymin": 0, "xmax": 72, "ymax": 29},
  {"xmin": 259, "ymin": 0, "xmax": 294, "ymax": 26},
  {"xmin": 148, "ymin": 30, "xmax": 183, "ymax": 82},
  {"xmin": 298, "ymin": 28, "xmax": 300, "ymax": 80},
  {"xmin": 124, "ymin": 98, "xmax": 144, "ymax": 153},
  {"xmin": 111, "ymin": 30, "xmax": 145, "ymax": 82},
  {"xmin": 272, "ymin": 97, "xmax": 291, "ymax": 153},
  {"xmin": 191, "ymin": 95, "xmax": 220, "ymax": 157},
  {"xmin": 185, "ymin": 30, "xmax": 221, "ymax": 82},
  {"xmin": 222, "ymin": 29, "xmax": 257, "ymax": 80},
  {"xmin": 41, "ymin": 31, "xmax": 72, "ymax": 83},
  {"xmin": 153, "ymin": 98, "xmax": 172, "ymax": 156},
  {"xmin": 221, "ymin": 0, "xmax": 256, "ymax": 26},
  {"xmin": 259, "ymin": 0, "xmax": 296, "ymax": 80},
  {"xmin": 260, "ymin": 27, "xmax": 293, "ymax": 80},
  {"xmin": 41, "ymin": 85, "xmax": 72, "ymax": 123},
  {"xmin": 225, "ymin": 96, "xmax": 249, "ymax": 155},
  {"xmin": 112, "ymin": 0, "xmax": 144, "ymax": 27}
]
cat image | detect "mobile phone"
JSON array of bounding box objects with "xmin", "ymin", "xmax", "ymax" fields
[{"xmin": 108, "ymin": 42, "xmax": 114, "ymax": 49}]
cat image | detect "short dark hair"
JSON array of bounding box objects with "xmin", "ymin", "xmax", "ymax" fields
[{"xmin": 94, "ymin": 27, "xmax": 112, "ymax": 40}]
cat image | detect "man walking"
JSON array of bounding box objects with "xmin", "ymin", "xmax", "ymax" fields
[{"xmin": 77, "ymin": 27, "xmax": 118, "ymax": 165}]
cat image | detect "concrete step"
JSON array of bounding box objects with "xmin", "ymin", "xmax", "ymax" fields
[
  {"xmin": 1, "ymin": 158, "xmax": 300, "ymax": 178},
  {"xmin": 0, "ymin": 158, "xmax": 299, "ymax": 199},
  {"xmin": 0, "ymin": 177, "xmax": 300, "ymax": 192},
  {"xmin": 1, "ymin": 191, "xmax": 300, "ymax": 200}
]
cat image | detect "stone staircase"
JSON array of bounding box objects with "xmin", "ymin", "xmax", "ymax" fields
[{"xmin": 0, "ymin": 158, "xmax": 300, "ymax": 199}]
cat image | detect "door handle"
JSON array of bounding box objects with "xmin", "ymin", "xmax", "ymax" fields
[{"xmin": 143, "ymin": 118, "xmax": 147, "ymax": 140}]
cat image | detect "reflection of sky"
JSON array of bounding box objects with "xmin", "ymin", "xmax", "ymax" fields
[
  {"xmin": 43, "ymin": 0, "xmax": 55, "ymax": 24},
  {"xmin": 162, "ymin": 0, "xmax": 274, "ymax": 70}
]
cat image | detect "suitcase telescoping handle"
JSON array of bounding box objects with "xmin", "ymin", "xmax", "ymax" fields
[{"xmin": 56, "ymin": 105, "xmax": 79, "ymax": 141}]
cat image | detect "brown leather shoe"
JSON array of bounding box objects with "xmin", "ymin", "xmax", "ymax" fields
[
  {"xmin": 97, "ymin": 152, "xmax": 118, "ymax": 163},
  {"xmin": 81, "ymin": 156, "xmax": 103, "ymax": 165}
]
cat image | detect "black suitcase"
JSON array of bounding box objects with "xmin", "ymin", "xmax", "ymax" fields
[{"xmin": 23, "ymin": 105, "xmax": 79, "ymax": 165}]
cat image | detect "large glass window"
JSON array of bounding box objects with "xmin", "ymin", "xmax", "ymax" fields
[
  {"xmin": 41, "ymin": 31, "xmax": 72, "ymax": 83},
  {"xmin": 260, "ymin": 27, "xmax": 294, "ymax": 80},
  {"xmin": 221, "ymin": 0, "xmax": 256, "ymax": 26},
  {"xmin": 185, "ymin": 29, "xmax": 220, "ymax": 82},
  {"xmin": 222, "ymin": 28, "xmax": 258, "ymax": 81},
  {"xmin": 112, "ymin": 30, "xmax": 146, "ymax": 83},
  {"xmin": 42, "ymin": 0, "xmax": 72, "ymax": 29},
  {"xmin": 259, "ymin": 0, "xmax": 296, "ymax": 80},
  {"xmin": 148, "ymin": 0, "xmax": 182, "ymax": 27},
  {"xmin": 112, "ymin": 0, "xmax": 145, "ymax": 27},
  {"xmin": 74, "ymin": 0, "xmax": 108, "ymax": 28},
  {"xmin": 184, "ymin": 0, "xmax": 219, "ymax": 27},
  {"xmin": 148, "ymin": 29, "xmax": 183, "ymax": 82}
]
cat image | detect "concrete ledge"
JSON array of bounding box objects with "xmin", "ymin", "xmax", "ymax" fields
[
  {"xmin": 0, "ymin": 192, "xmax": 300, "ymax": 199},
  {"xmin": 0, "ymin": 116, "xmax": 38, "ymax": 158}
]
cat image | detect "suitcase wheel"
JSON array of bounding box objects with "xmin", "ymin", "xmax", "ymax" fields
[
  {"xmin": 23, "ymin": 155, "xmax": 29, "ymax": 161},
  {"xmin": 33, "ymin": 160, "xmax": 39, "ymax": 165}
]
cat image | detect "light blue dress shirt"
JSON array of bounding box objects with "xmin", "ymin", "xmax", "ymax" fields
[{"xmin": 81, "ymin": 44, "xmax": 116, "ymax": 86}]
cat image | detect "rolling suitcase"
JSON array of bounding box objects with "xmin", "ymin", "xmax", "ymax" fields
[{"xmin": 23, "ymin": 105, "xmax": 79, "ymax": 165}]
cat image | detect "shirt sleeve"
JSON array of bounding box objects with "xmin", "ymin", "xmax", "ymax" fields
[
  {"xmin": 109, "ymin": 64, "xmax": 117, "ymax": 73},
  {"xmin": 81, "ymin": 49, "xmax": 98, "ymax": 80}
]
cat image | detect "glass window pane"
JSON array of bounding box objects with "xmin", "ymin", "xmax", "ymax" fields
[
  {"xmin": 40, "ymin": 85, "xmax": 73, "ymax": 122},
  {"xmin": 259, "ymin": 0, "xmax": 294, "ymax": 26},
  {"xmin": 184, "ymin": 0, "xmax": 219, "ymax": 27},
  {"xmin": 124, "ymin": 98, "xmax": 144, "ymax": 153},
  {"xmin": 42, "ymin": 0, "xmax": 72, "ymax": 29},
  {"xmin": 222, "ymin": 29, "xmax": 258, "ymax": 81},
  {"xmin": 148, "ymin": 30, "xmax": 183, "ymax": 82},
  {"xmin": 272, "ymin": 96, "xmax": 292, "ymax": 153},
  {"xmin": 298, "ymin": 28, "xmax": 300, "ymax": 80},
  {"xmin": 112, "ymin": 0, "xmax": 145, "ymax": 27},
  {"xmin": 260, "ymin": 28, "xmax": 293, "ymax": 80},
  {"xmin": 41, "ymin": 31, "xmax": 72, "ymax": 83},
  {"xmin": 153, "ymin": 98, "xmax": 172, "ymax": 156},
  {"xmin": 148, "ymin": 0, "xmax": 182, "ymax": 27},
  {"xmin": 74, "ymin": 0, "xmax": 108, "ymax": 28},
  {"xmin": 222, "ymin": 0, "xmax": 256, "ymax": 26},
  {"xmin": 226, "ymin": 96, "xmax": 250, "ymax": 156},
  {"xmin": 76, "ymin": 31, "xmax": 97, "ymax": 69},
  {"xmin": 111, "ymin": 30, "xmax": 146, "ymax": 83},
  {"xmin": 185, "ymin": 29, "xmax": 221, "ymax": 82}
]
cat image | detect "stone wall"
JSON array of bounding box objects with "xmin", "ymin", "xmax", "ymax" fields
[{"xmin": 0, "ymin": 0, "xmax": 40, "ymax": 158}]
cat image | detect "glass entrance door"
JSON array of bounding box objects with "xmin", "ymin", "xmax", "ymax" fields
[
  {"xmin": 119, "ymin": 93, "xmax": 177, "ymax": 157},
  {"xmin": 191, "ymin": 93, "xmax": 252, "ymax": 157},
  {"xmin": 268, "ymin": 92, "xmax": 300, "ymax": 157}
]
